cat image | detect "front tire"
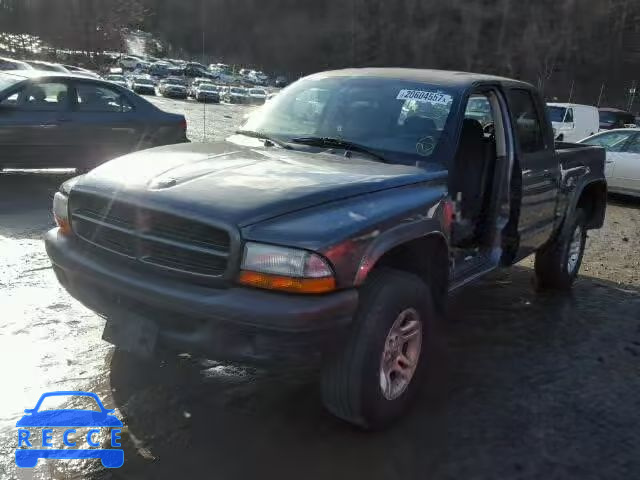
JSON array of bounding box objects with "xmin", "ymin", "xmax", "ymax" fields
[
  {"xmin": 321, "ymin": 268, "xmax": 434, "ymax": 429},
  {"xmin": 535, "ymin": 208, "xmax": 587, "ymax": 290}
]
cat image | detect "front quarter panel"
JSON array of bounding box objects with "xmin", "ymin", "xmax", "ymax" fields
[{"xmin": 241, "ymin": 179, "xmax": 449, "ymax": 287}]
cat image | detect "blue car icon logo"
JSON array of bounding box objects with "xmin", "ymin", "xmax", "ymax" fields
[{"xmin": 16, "ymin": 391, "xmax": 124, "ymax": 468}]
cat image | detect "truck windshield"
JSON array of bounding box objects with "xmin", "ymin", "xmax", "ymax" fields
[
  {"xmin": 548, "ymin": 106, "xmax": 573, "ymax": 123},
  {"xmin": 242, "ymin": 76, "xmax": 456, "ymax": 163}
]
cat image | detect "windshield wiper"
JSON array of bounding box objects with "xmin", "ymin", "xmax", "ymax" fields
[
  {"xmin": 290, "ymin": 136, "xmax": 388, "ymax": 163},
  {"xmin": 236, "ymin": 130, "xmax": 291, "ymax": 149}
]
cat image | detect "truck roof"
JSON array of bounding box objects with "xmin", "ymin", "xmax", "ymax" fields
[{"xmin": 307, "ymin": 68, "xmax": 534, "ymax": 90}]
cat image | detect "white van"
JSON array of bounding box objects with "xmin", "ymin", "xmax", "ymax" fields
[{"xmin": 547, "ymin": 103, "xmax": 599, "ymax": 142}]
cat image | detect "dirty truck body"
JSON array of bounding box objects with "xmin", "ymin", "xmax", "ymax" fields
[{"xmin": 46, "ymin": 69, "xmax": 607, "ymax": 428}]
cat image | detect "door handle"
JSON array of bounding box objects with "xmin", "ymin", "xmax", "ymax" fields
[
  {"xmin": 57, "ymin": 117, "xmax": 72, "ymax": 123},
  {"xmin": 605, "ymin": 160, "xmax": 614, "ymax": 164}
]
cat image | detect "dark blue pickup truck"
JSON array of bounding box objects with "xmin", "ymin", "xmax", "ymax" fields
[{"xmin": 45, "ymin": 68, "xmax": 607, "ymax": 429}]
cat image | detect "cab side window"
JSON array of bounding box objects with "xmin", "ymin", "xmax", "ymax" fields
[{"xmin": 508, "ymin": 89, "xmax": 546, "ymax": 153}]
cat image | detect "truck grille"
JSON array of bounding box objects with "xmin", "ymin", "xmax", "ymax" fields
[{"xmin": 70, "ymin": 192, "xmax": 231, "ymax": 278}]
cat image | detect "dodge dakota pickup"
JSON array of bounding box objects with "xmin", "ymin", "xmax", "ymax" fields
[{"xmin": 45, "ymin": 68, "xmax": 607, "ymax": 429}]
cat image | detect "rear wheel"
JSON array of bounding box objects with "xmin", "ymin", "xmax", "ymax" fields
[
  {"xmin": 320, "ymin": 268, "xmax": 434, "ymax": 429},
  {"xmin": 535, "ymin": 208, "xmax": 587, "ymax": 290}
]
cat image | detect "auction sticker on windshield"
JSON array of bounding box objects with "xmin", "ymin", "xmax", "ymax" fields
[{"xmin": 396, "ymin": 89, "xmax": 452, "ymax": 105}]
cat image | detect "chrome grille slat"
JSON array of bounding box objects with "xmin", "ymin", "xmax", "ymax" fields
[{"xmin": 70, "ymin": 192, "xmax": 231, "ymax": 278}]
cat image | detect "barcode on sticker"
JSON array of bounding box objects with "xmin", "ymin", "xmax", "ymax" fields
[{"xmin": 397, "ymin": 90, "xmax": 452, "ymax": 105}]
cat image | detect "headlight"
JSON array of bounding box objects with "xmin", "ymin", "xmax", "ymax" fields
[
  {"xmin": 53, "ymin": 192, "xmax": 72, "ymax": 235},
  {"xmin": 238, "ymin": 242, "xmax": 336, "ymax": 294}
]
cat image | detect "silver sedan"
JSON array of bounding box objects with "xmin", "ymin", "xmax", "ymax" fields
[{"xmin": 579, "ymin": 128, "xmax": 640, "ymax": 197}]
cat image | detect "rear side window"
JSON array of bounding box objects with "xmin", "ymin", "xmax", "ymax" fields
[
  {"xmin": 75, "ymin": 83, "xmax": 133, "ymax": 113},
  {"xmin": 21, "ymin": 82, "xmax": 69, "ymax": 111},
  {"xmin": 625, "ymin": 134, "xmax": 640, "ymax": 154},
  {"xmin": 508, "ymin": 89, "xmax": 546, "ymax": 153}
]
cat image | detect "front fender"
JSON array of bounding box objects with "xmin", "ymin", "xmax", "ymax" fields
[
  {"xmin": 241, "ymin": 181, "xmax": 449, "ymax": 287},
  {"xmin": 353, "ymin": 218, "xmax": 448, "ymax": 285}
]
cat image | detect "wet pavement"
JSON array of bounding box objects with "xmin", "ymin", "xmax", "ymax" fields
[{"xmin": 1, "ymin": 97, "xmax": 640, "ymax": 479}]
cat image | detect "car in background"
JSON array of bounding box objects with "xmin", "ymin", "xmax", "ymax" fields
[
  {"xmin": 25, "ymin": 61, "xmax": 69, "ymax": 73},
  {"xmin": 547, "ymin": 103, "xmax": 599, "ymax": 142},
  {"xmin": 194, "ymin": 83, "xmax": 221, "ymax": 103},
  {"xmin": 0, "ymin": 70, "xmax": 188, "ymax": 170},
  {"xmin": 248, "ymin": 88, "xmax": 267, "ymax": 105},
  {"xmin": 464, "ymin": 95, "xmax": 493, "ymax": 126},
  {"xmin": 578, "ymin": 129, "xmax": 640, "ymax": 197},
  {"xmin": 158, "ymin": 76, "xmax": 188, "ymax": 99},
  {"xmin": 104, "ymin": 74, "xmax": 128, "ymax": 88},
  {"xmin": 119, "ymin": 55, "xmax": 145, "ymax": 70},
  {"xmin": 225, "ymin": 86, "xmax": 249, "ymax": 104},
  {"xmin": 128, "ymin": 75, "xmax": 156, "ymax": 95},
  {"xmin": 0, "ymin": 57, "xmax": 33, "ymax": 71},
  {"xmin": 598, "ymin": 108, "xmax": 636, "ymax": 130},
  {"xmin": 188, "ymin": 77, "xmax": 214, "ymax": 98},
  {"xmin": 62, "ymin": 65, "xmax": 101, "ymax": 79},
  {"xmin": 274, "ymin": 76, "xmax": 288, "ymax": 88},
  {"xmin": 149, "ymin": 61, "xmax": 172, "ymax": 78}
]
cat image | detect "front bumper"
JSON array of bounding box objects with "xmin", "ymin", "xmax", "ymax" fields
[
  {"xmin": 45, "ymin": 229, "xmax": 358, "ymax": 365},
  {"xmin": 134, "ymin": 86, "xmax": 155, "ymax": 94},
  {"xmin": 196, "ymin": 94, "xmax": 220, "ymax": 102},
  {"xmin": 163, "ymin": 90, "xmax": 187, "ymax": 98}
]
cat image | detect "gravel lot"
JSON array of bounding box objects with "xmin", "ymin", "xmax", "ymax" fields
[{"xmin": 1, "ymin": 96, "xmax": 639, "ymax": 480}]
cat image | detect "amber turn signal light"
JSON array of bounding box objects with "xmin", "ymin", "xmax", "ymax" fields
[{"xmin": 238, "ymin": 271, "xmax": 336, "ymax": 294}]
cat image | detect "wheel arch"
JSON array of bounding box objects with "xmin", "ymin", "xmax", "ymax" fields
[
  {"xmin": 575, "ymin": 179, "xmax": 607, "ymax": 229},
  {"xmin": 355, "ymin": 229, "xmax": 450, "ymax": 313}
]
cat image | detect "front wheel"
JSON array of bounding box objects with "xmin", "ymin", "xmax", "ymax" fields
[
  {"xmin": 535, "ymin": 208, "xmax": 587, "ymax": 290},
  {"xmin": 320, "ymin": 268, "xmax": 434, "ymax": 429}
]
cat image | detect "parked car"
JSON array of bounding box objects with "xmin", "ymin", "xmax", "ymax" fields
[
  {"xmin": 274, "ymin": 76, "xmax": 288, "ymax": 88},
  {"xmin": 104, "ymin": 74, "xmax": 128, "ymax": 88},
  {"xmin": 247, "ymin": 70, "xmax": 268, "ymax": 86},
  {"xmin": 0, "ymin": 56, "xmax": 33, "ymax": 71},
  {"xmin": 45, "ymin": 68, "xmax": 606, "ymax": 429},
  {"xmin": 158, "ymin": 77, "xmax": 188, "ymax": 99},
  {"xmin": 247, "ymin": 88, "xmax": 267, "ymax": 105},
  {"xmin": 128, "ymin": 75, "xmax": 156, "ymax": 95},
  {"xmin": 547, "ymin": 103, "xmax": 599, "ymax": 142},
  {"xmin": 25, "ymin": 61, "xmax": 69, "ymax": 73},
  {"xmin": 184, "ymin": 65, "xmax": 216, "ymax": 80},
  {"xmin": 62, "ymin": 65, "xmax": 101, "ymax": 79},
  {"xmin": 0, "ymin": 70, "xmax": 188, "ymax": 170},
  {"xmin": 188, "ymin": 77, "xmax": 213, "ymax": 98},
  {"xmin": 578, "ymin": 128, "xmax": 640, "ymax": 197},
  {"xmin": 119, "ymin": 55, "xmax": 145, "ymax": 70},
  {"xmin": 598, "ymin": 108, "xmax": 636, "ymax": 130},
  {"xmin": 194, "ymin": 83, "xmax": 221, "ymax": 103},
  {"xmin": 464, "ymin": 95, "xmax": 493, "ymax": 126},
  {"xmin": 149, "ymin": 61, "xmax": 172, "ymax": 78},
  {"xmin": 225, "ymin": 86, "xmax": 249, "ymax": 104}
]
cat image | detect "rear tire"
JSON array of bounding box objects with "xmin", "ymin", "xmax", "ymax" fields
[
  {"xmin": 535, "ymin": 208, "xmax": 587, "ymax": 290},
  {"xmin": 320, "ymin": 268, "xmax": 434, "ymax": 429}
]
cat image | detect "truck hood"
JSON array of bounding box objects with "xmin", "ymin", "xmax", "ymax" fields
[{"xmin": 76, "ymin": 141, "xmax": 446, "ymax": 227}]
